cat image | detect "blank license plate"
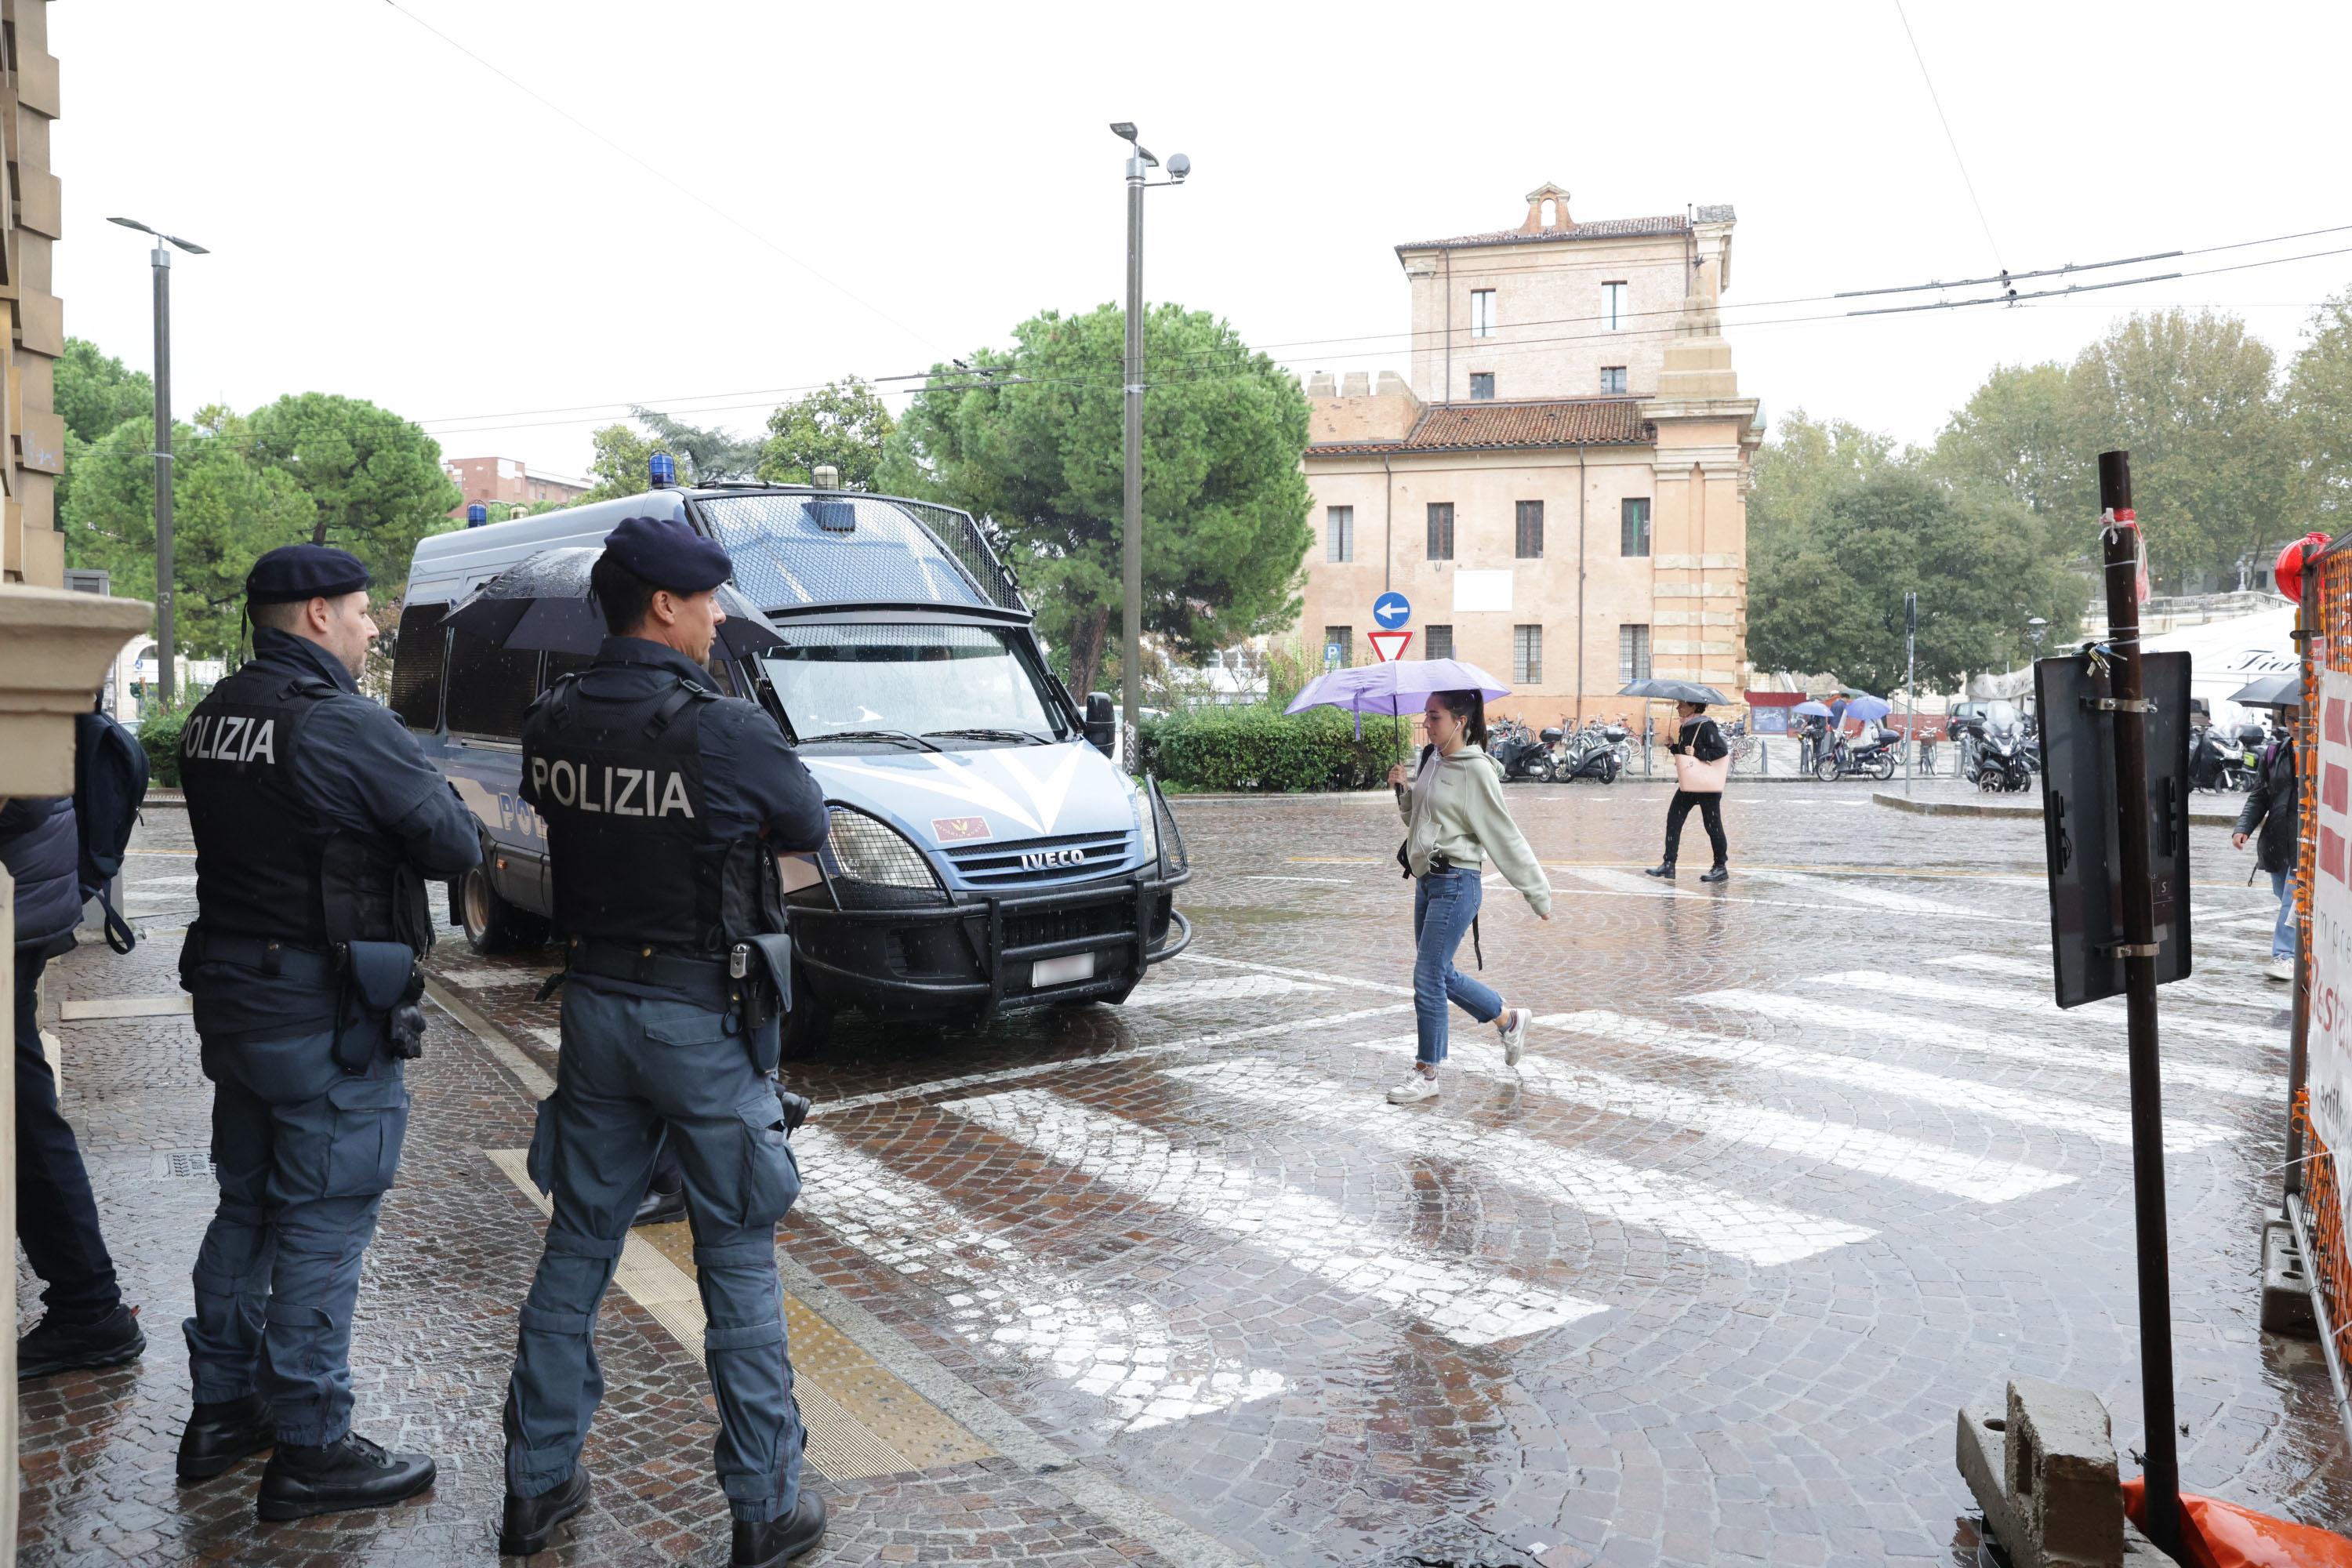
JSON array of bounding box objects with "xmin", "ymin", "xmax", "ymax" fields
[{"xmin": 1031, "ymin": 953, "xmax": 1096, "ymax": 988}]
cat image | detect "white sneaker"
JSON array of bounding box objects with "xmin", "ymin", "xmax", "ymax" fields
[
  {"xmin": 1386, "ymin": 1072, "xmax": 1440, "ymax": 1105},
  {"xmin": 1497, "ymin": 1007, "xmax": 1530, "ymax": 1066},
  {"xmin": 2267, "ymin": 956, "xmax": 2295, "ymax": 982}
]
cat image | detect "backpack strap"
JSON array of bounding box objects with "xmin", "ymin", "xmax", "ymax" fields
[
  {"xmin": 96, "ymin": 889, "xmax": 136, "ymax": 956},
  {"xmin": 645, "ymin": 677, "xmax": 720, "ymax": 739}
]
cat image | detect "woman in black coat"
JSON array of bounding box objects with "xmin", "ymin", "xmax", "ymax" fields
[
  {"xmin": 1646, "ymin": 701, "xmax": 1731, "ymax": 883},
  {"xmin": 2232, "ymin": 709, "xmax": 2299, "ymax": 982}
]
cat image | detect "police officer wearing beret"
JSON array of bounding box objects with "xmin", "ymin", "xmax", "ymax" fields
[
  {"xmin": 498, "ymin": 515, "xmax": 829, "ymax": 1564},
  {"xmin": 175, "ymin": 545, "xmax": 481, "ymax": 1516}
]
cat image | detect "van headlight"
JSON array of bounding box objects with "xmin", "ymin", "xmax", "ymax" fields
[
  {"xmin": 1131, "ymin": 779, "xmax": 1159, "ymax": 868},
  {"xmin": 826, "ymin": 807, "xmax": 942, "ymax": 894}
]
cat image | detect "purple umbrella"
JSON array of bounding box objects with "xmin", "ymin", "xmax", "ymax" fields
[{"xmin": 1286, "ymin": 659, "xmax": 1512, "ymax": 735}]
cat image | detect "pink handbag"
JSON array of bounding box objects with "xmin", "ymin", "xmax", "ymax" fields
[{"xmin": 1672, "ymin": 750, "xmax": 1730, "ymax": 793}]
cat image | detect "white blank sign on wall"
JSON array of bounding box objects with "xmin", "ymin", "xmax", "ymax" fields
[{"xmin": 1452, "ymin": 570, "xmax": 1514, "ymax": 614}]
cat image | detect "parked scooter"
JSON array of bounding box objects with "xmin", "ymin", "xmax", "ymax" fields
[
  {"xmin": 1553, "ymin": 723, "xmax": 1625, "ymax": 783},
  {"xmin": 1490, "ymin": 720, "xmax": 1553, "ymax": 783},
  {"xmin": 1971, "ymin": 701, "xmax": 2033, "ymax": 792},
  {"xmin": 1813, "ymin": 726, "xmax": 1901, "ymax": 782}
]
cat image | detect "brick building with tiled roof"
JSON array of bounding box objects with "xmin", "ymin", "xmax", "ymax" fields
[{"xmin": 1298, "ymin": 182, "xmax": 1762, "ymax": 723}]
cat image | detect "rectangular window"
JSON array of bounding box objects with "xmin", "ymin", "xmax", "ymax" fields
[
  {"xmin": 1326, "ymin": 504, "xmax": 1355, "ymax": 564},
  {"xmin": 1424, "ymin": 624, "xmax": 1454, "ymax": 662},
  {"xmin": 1602, "ymin": 281, "xmax": 1629, "ymax": 330},
  {"xmin": 1468, "ymin": 372, "xmax": 1495, "ymax": 401},
  {"xmin": 1621, "ymin": 496, "xmax": 1652, "ymax": 557},
  {"xmin": 1599, "ymin": 365, "xmax": 1628, "ymax": 394},
  {"xmin": 1426, "ymin": 502, "xmax": 1454, "ymax": 561},
  {"xmin": 443, "ymin": 630, "xmax": 541, "ymax": 742},
  {"xmin": 388, "ymin": 602, "xmax": 448, "ymax": 731},
  {"xmin": 1513, "ymin": 624, "xmax": 1544, "ymax": 685},
  {"xmin": 1515, "ymin": 499, "xmax": 1544, "ymax": 560},
  {"xmin": 1619, "ymin": 624, "xmax": 1652, "ymax": 684},
  {"xmin": 1323, "ymin": 626, "xmax": 1354, "ymax": 670},
  {"xmin": 1470, "ymin": 289, "xmax": 1497, "ymax": 339}
]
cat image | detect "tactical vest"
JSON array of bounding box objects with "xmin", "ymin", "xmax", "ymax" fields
[
  {"xmin": 524, "ymin": 672, "xmax": 783, "ymax": 957},
  {"xmin": 181, "ymin": 665, "xmax": 430, "ymax": 953}
]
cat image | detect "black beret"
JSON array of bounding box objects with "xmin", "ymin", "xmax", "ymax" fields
[
  {"xmin": 246, "ymin": 544, "xmax": 371, "ymax": 604},
  {"xmin": 601, "ymin": 513, "xmax": 731, "ymax": 594}
]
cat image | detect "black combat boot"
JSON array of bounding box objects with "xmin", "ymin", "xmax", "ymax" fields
[
  {"xmin": 255, "ymin": 1430, "xmax": 436, "ymax": 1521},
  {"xmin": 632, "ymin": 1181, "xmax": 686, "ymax": 1228},
  {"xmin": 499, "ymin": 1464, "xmax": 592, "ymax": 1556},
  {"xmin": 1644, "ymin": 862, "xmax": 1675, "ymax": 880},
  {"xmin": 1699, "ymin": 864, "xmax": 1729, "ymax": 884},
  {"xmin": 17, "ymin": 1304, "xmax": 144, "ymax": 1380},
  {"xmin": 732, "ymin": 1492, "xmax": 827, "ymax": 1566},
  {"xmin": 176, "ymin": 1392, "xmax": 276, "ymax": 1481}
]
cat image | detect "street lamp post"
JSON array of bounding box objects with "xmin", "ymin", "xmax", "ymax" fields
[
  {"xmin": 1109, "ymin": 122, "xmax": 1189, "ymax": 768},
  {"xmin": 108, "ymin": 216, "xmax": 208, "ymax": 706}
]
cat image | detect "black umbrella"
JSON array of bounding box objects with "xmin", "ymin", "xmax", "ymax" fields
[
  {"xmin": 2228, "ymin": 673, "xmax": 2301, "ymax": 710},
  {"xmin": 1617, "ymin": 677, "xmax": 1730, "ymax": 705},
  {"xmin": 441, "ymin": 547, "xmax": 789, "ymax": 659}
]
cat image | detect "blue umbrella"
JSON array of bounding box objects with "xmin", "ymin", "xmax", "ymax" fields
[
  {"xmin": 1791, "ymin": 700, "xmax": 1833, "ymax": 717},
  {"xmin": 1286, "ymin": 658, "xmax": 1512, "ymax": 736},
  {"xmin": 1842, "ymin": 695, "xmax": 1893, "ymax": 724}
]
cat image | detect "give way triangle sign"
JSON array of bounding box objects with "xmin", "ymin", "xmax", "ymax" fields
[{"xmin": 1367, "ymin": 630, "xmax": 1413, "ymax": 662}]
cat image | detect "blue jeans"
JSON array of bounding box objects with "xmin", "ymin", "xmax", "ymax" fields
[
  {"xmin": 1413, "ymin": 868, "xmax": 1503, "ymax": 1065},
  {"xmin": 2273, "ymin": 868, "xmax": 2296, "ymax": 960}
]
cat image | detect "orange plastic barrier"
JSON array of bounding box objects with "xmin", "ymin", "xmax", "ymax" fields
[{"xmin": 2123, "ymin": 1478, "xmax": 2352, "ymax": 1567}]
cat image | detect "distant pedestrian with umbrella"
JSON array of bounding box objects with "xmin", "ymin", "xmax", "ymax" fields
[
  {"xmin": 1622, "ymin": 680, "xmax": 1731, "ymax": 883},
  {"xmin": 2229, "ymin": 675, "xmax": 2301, "ymax": 983},
  {"xmin": 1290, "ymin": 662, "xmax": 1551, "ymax": 1105}
]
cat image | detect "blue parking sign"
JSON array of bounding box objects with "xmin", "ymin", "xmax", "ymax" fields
[{"xmin": 1373, "ymin": 592, "xmax": 1411, "ymax": 630}]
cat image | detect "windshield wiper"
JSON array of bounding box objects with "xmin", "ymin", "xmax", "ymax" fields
[
  {"xmin": 806, "ymin": 728, "xmax": 941, "ymax": 752},
  {"xmin": 924, "ymin": 727, "xmax": 1051, "ymax": 745}
]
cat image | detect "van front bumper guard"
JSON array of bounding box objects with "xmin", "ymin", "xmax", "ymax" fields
[{"xmin": 789, "ymin": 866, "xmax": 1192, "ymax": 1011}]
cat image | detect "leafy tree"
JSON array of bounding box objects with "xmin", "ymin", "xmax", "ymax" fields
[
  {"xmin": 1926, "ymin": 361, "xmax": 2087, "ymax": 540},
  {"xmin": 2064, "ymin": 310, "xmax": 2290, "ymax": 591},
  {"xmin": 243, "ymin": 391, "xmax": 463, "ymax": 588},
  {"xmin": 757, "ymin": 378, "xmax": 895, "ymax": 487},
  {"xmin": 631, "ymin": 405, "xmax": 762, "ymax": 483},
  {"xmin": 1747, "ymin": 410, "xmax": 1907, "ymax": 550},
  {"xmin": 2288, "ymin": 286, "xmax": 2352, "ymax": 530},
  {"xmin": 56, "ymin": 337, "xmax": 152, "ymax": 444},
  {"xmin": 878, "ymin": 303, "xmax": 1312, "ymax": 698},
  {"xmin": 583, "ymin": 422, "xmax": 660, "ymax": 501},
  {"xmin": 1748, "ymin": 469, "xmax": 2082, "ymax": 691},
  {"xmin": 64, "ymin": 405, "xmax": 317, "ymax": 655}
]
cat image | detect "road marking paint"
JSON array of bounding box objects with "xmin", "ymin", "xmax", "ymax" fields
[
  {"xmin": 1238, "ymin": 875, "xmax": 1358, "ymax": 886},
  {"xmin": 1123, "ymin": 975, "xmax": 1330, "ymax": 1008},
  {"xmin": 793, "ymin": 1127, "xmax": 1286, "ymax": 1432},
  {"xmin": 942, "ymin": 1089, "xmax": 1604, "ymax": 1345},
  {"xmin": 57, "ymin": 994, "xmax": 192, "ymax": 1021},
  {"xmin": 1806, "ymin": 970, "xmax": 2279, "ymax": 1054},
  {"xmin": 1164, "ymin": 1059, "xmax": 1875, "ymax": 1264},
  {"xmin": 1556, "ymin": 866, "xmax": 2036, "ymax": 924},
  {"xmin": 1540, "ymin": 1011, "xmax": 2230, "ymax": 1151},
  {"xmin": 1742, "ymin": 869, "xmax": 1990, "ymax": 919},
  {"xmin": 810, "ymin": 1004, "xmax": 1414, "ymax": 1117},
  {"xmin": 1932, "ymin": 952, "xmax": 2288, "ymax": 1014},
  {"xmin": 1700, "ymin": 986, "xmax": 2278, "ymax": 1102},
  {"xmin": 1176, "ymin": 952, "xmax": 1417, "ymax": 996},
  {"xmin": 1325, "ymin": 1033, "xmax": 2071, "ymax": 1205}
]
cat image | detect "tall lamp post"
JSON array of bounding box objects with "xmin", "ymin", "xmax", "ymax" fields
[
  {"xmin": 107, "ymin": 216, "xmax": 208, "ymax": 706},
  {"xmin": 1109, "ymin": 122, "xmax": 1190, "ymax": 767}
]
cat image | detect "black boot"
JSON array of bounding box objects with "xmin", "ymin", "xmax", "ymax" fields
[
  {"xmin": 632, "ymin": 1181, "xmax": 686, "ymax": 1228},
  {"xmin": 1645, "ymin": 862, "xmax": 1675, "ymax": 880},
  {"xmin": 177, "ymin": 1392, "xmax": 275, "ymax": 1481},
  {"xmin": 732, "ymin": 1493, "xmax": 828, "ymax": 1566},
  {"xmin": 17, "ymin": 1304, "xmax": 144, "ymax": 1380},
  {"xmin": 499, "ymin": 1464, "xmax": 592, "ymax": 1556},
  {"xmin": 1700, "ymin": 864, "xmax": 1729, "ymax": 884},
  {"xmin": 255, "ymin": 1431, "xmax": 436, "ymax": 1521}
]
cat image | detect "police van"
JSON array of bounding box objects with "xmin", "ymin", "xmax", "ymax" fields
[{"xmin": 394, "ymin": 480, "xmax": 1190, "ymax": 1051}]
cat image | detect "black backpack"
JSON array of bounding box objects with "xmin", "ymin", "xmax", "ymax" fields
[{"xmin": 73, "ymin": 706, "xmax": 150, "ymax": 953}]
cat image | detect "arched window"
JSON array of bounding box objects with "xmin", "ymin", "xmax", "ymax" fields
[{"xmin": 1540, "ymin": 198, "xmax": 1558, "ymax": 227}]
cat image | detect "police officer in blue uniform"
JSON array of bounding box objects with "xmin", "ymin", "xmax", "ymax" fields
[
  {"xmin": 175, "ymin": 545, "xmax": 480, "ymax": 1517},
  {"xmin": 498, "ymin": 515, "xmax": 829, "ymax": 1564}
]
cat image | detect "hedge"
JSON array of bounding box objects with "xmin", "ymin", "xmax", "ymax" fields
[
  {"xmin": 137, "ymin": 699, "xmax": 199, "ymax": 788},
  {"xmin": 1142, "ymin": 704, "xmax": 1405, "ymax": 793}
]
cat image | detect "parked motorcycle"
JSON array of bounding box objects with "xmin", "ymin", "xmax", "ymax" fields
[
  {"xmin": 1813, "ymin": 726, "xmax": 1901, "ymax": 782},
  {"xmin": 1970, "ymin": 701, "xmax": 2033, "ymax": 792},
  {"xmin": 2189, "ymin": 723, "xmax": 2255, "ymax": 793},
  {"xmin": 1553, "ymin": 723, "xmax": 1625, "ymax": 783},
  {"xmin": 1490, "ymin": 720, "xmax": 1554, "ymax": 783}
]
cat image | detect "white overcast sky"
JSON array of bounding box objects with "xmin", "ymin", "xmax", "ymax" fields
[{"xmin": 54, "ymin": 1, "xmax": 2352, "ymax": 481}]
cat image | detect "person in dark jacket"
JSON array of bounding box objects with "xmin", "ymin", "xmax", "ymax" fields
[
  {"xmin": 2234, "ymin": 707, "xmax": 2299, "ymax": 982},
  {"xmin": 1, "ymin": 794, "xmax": 143, "ymax": 1378},
  {"xmin": 1647, "ymin": 701, "xmax": 1730, "ymax": 883}
]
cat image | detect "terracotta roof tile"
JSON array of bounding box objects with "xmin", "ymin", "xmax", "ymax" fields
[
  {"xmin": 1306, "ymin": 398, "xmax": 1652, "ymax": 458},
  {"xmin": 1396, "ymin": 205, "xmax": 1734, "ymax": 253}
]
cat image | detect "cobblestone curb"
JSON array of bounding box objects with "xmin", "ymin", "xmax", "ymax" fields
[{"xmin": 1872, "ymin": 789, "xmax": 2242, "ymax": 826}]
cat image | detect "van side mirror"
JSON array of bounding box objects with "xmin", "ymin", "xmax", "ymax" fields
[{"xmin": 1084, "ymin": 691, "xmax": 1116, "ymax": 756}]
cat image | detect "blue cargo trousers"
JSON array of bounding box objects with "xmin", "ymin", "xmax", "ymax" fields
[
  {"xmin": 184, "ymin": 1031, "xmax": 410, "ymax": 1446},
  {"xmin": 502, "ymin": 980, "xmax": 806, "ymax": 1524}
]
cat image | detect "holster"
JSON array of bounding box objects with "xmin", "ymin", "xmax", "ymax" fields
[
  {"xmin": 732, "ymin": 932, "xmax": 795, "ymax": 1074},
  {"xmin": 335, "ymin": 938, "xmax": 424, "ymax": 1074}
]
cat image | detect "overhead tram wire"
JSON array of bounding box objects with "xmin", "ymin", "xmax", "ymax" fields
[
  {"xmin": 1892, "ymin": 0, "xmax": 2005, "ymax": 269},
  {"xmin": 375, "ymin": 0, "xmax": 943, "ymax": 358}
]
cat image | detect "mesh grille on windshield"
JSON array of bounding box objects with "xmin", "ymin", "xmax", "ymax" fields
[{"xmin": 695, "ymin": 492, "xmax": 1025, "ymax": 615}]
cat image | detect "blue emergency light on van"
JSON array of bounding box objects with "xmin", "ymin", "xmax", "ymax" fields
[
  {"xmin": 648, "ymin": 451, "xmax": 677, "ymax": 488},
  {"xmin": 394, "ymin": 482, "xmax": 1189, "ymax": 1053}
]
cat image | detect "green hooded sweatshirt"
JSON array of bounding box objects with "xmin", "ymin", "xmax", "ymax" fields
[{"xmin": 1394, "ymin": 745, "xmax": 1553, "ymax": 918}]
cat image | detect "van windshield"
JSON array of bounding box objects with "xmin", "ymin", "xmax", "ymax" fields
[{"xmin": 760, "ymin": 625, "xmax": 1068, "ymax": 745}]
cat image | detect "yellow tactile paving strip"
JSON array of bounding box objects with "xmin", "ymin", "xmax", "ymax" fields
[{"xmin": 485, "ymin": 1149, "xmax": 993, "ymax": 1479}]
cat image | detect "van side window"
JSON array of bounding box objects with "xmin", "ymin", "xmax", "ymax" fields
[
  {"xmin": 389, "ymin": 603, "xmax": 448, "ymax": 731},
  {"xmin": 444, "ymin": 630, "xmax": 540, "ymax": 742},
  {"xmin": 541, "ymin": 651, "xmax": 593, "ymax": 693}
]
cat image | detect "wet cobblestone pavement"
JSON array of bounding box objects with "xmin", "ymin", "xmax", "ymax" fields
[{"xmin": 20, "ymin": 778, "xmax": 2350, "ymax": 1566}]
